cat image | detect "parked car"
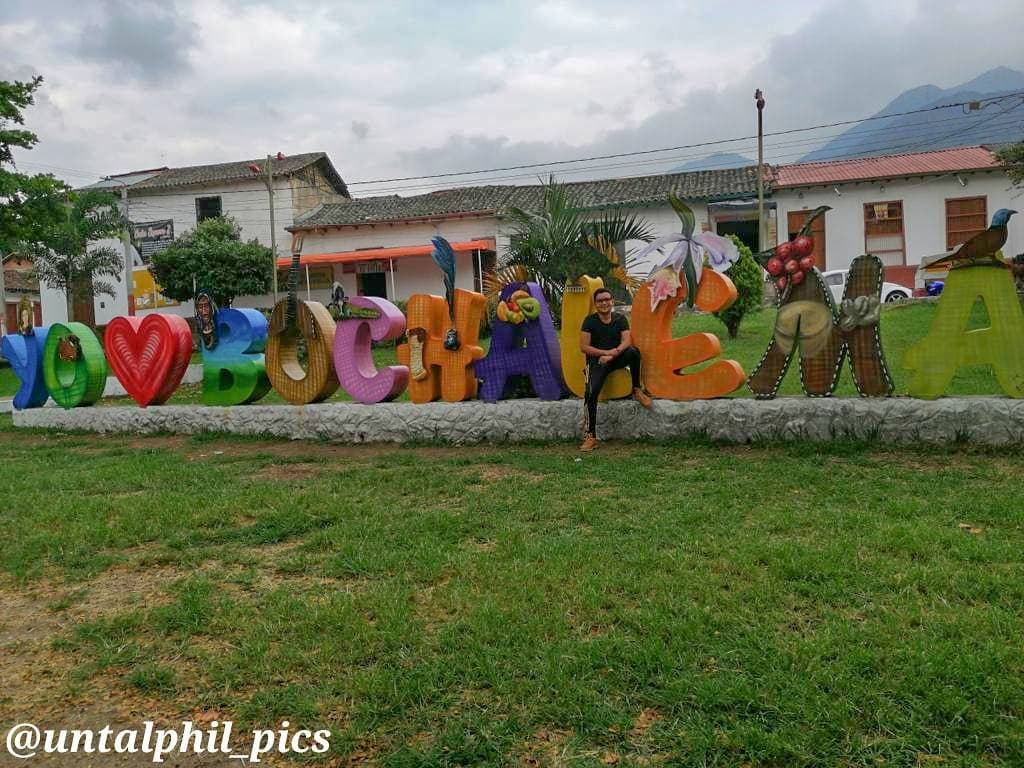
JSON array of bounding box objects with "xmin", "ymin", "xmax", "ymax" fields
[{"xmin": 821, "ymin": 269, "xmax": 911, "ymax": 305}]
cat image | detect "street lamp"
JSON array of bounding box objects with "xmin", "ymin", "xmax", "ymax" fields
[{"xmin": 755, "ymin": 89, "xmax": 766, "ymax": 252}]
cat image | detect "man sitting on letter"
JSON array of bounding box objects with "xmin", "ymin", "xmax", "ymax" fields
[{"xmin": 579, "ymin": 287, "xmax": 652, "ymax": 451}]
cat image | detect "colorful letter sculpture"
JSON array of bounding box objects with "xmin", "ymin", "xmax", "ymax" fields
[
  {"xmin": 748, "ymin": 255, "xmax": 892, "ymax": 398},
  {"xmin": 104, "ymin": 314, "xmax": 193, "ymax": 407},
  {"xmin": 560, "ymin": 276, "xmax": 631, "ymax": 400},
  {"xmin": 333, "ymin": 296, "xmax": 409, "ymax": 404},
  {"xmin": 201, "ymin": 308, "xmax": 272, "ymax": 406},
  {"xmin": 42, "ymin": 322, "xmax": 107, "ymax": 409},
  {"xmin": 396, "ymin": 289, "xmax": 486, "ymax": 403},
  {"xmin": 1, "ymin": 326, "xmax": 50, "ymax": 409},
  {"xmin": 904, "ymin": 263, "xmax": 1024, "ymax": 399},
  {"xmin": 266, "ymin": 299, "xmax": 338, "ymax": 405},
  {"xmin": 632, "ymin": 272, "xmax": 745, "ymax": 399},
  {"xmin": 474, "ymin": 282, "xmax": 562, "ymax": 402}
]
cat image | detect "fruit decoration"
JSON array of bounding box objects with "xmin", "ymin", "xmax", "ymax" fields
[
  {"xmin": 755, "ymin": 206, "xmax": 831, "ymax": 301},
  {"xmin": 496, "ymin": 289, "xmax": 542, "ymax": 325}
]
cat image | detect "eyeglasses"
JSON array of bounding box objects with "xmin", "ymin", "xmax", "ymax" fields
[{"xmin": 595, "ymin": 298, "xmax": 613, "ymax": 304}]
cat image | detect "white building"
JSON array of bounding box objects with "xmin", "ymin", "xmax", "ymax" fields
[
  {"xmin": 770, "ymin": 145, "xmax": 1022, "ymax": 288},
  {"xmin": 284, "ymin": 167, "xmax": 767, "ymax": 304},
  {"xmin": 41, "ymin": 153, "xmax": 348, "ymax": 325},
  {"xmin": 42, "ymin": 144, "xmax": 1020, "ymax": 327}
]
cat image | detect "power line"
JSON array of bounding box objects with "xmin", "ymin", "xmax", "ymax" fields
[
  {"xmin": 343, "ymin": 91, "xmax": 1024, "ymax": 186},
  {"xmin": 81, "ymin": 110, "xmax": 1024, "ymax": 212},
  {"xmin": 13, "ymin": 90, "xmax": 1023, "ymax": 197}
]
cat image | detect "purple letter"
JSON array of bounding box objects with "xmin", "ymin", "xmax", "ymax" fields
[{"xmin": 475, "ymin": 282, "xmax": 563, "ymax": 402}]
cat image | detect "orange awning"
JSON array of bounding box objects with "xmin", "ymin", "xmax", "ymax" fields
[{"xmin": 276, "ymin": 239, "xmax": 495, "ymax": 268}]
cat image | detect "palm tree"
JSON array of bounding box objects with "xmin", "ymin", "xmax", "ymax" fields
[{"xmin": 486, "ymin": 177, "xmax": 655, "ymax": 319}]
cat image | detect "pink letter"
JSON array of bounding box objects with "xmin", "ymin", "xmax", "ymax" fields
[{"xmin": 333, "ymin": 296, "xmax": 409, "ymax": 403}]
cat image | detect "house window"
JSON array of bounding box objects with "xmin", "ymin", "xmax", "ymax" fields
[
  {"xmin": 195, "ymin": 196, "xmax": 222, "ymax": 222},
  {"xmin": 864, "ymin": 201, "xmax": 905, "ymax": 266},
  {"xmin": 945, "ymin": 196, "xmax": 987, "ymax": 250}
]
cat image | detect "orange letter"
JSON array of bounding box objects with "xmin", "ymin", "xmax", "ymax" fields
[
  {"xmin": 632, "ymin": 271, "xmax": 745, "ymax": 399},
  {"xmin": 396, "ymin": 289, "xmax": 486, "ymax": 403}
]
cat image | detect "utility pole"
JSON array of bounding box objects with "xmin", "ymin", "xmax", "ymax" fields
[
  {"xmin": 755, "ymin": 89, "xmax": 766, "ymax": 251},
  {"xmin": 251, "ymin": 154, "xmax": 280, "ymax": 304}
]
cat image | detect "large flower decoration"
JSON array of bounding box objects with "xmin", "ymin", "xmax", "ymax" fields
[{"xmin": 636, "ymin": 195, "xmax": 739, "ymax": 311}]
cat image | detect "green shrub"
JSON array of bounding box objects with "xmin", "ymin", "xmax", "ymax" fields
[{"xmin": 715, "ymin": 234, "xmax": 763, "ymax": 338}]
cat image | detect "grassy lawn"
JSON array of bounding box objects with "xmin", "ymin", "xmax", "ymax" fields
[
  {"xmin": 0, "ymin": 365, "xmax": 17, "ymax": 398},
  {"xmin": 1, "ymin": 421, "xmax": 1023, "ymax": 766}
]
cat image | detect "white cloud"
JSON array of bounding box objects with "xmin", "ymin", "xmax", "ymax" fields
[{"xmin": 2, "ymin": 0, "xmax": 1021, "ymax": 193}]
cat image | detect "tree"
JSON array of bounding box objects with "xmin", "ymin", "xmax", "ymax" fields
[
  {"xmin": 0, "ymin": 75, "xmax": 70, "ymax": 334},
  {"xmin": 30, "ymin": 188, "xmax": 125, "ymax": 322},
  {"xmin": 487, "ymin": 177, "xmax": 654, "ymax": 319},
  {"xmin": 996, "ymin": 142, "xmax": 1024, "ymax": 189},
  {"xmin": 149, "ymin": 215, "xmax": 272, "ymax": 308},
  {"xmin": 714, "ymin": 234, "xmax": 764, "ymax": 338}
]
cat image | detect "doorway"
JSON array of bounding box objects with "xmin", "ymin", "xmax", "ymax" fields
[
  {"xmin": 716, "ymin": 219, "xmax": 759, "ymax": 253},
  {"xmin": 357, "ymin": 272, "xmax": 388, "ymax": 299}
]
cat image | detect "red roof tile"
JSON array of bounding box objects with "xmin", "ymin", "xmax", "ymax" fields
[{"xmin": 771, "ymin": 146, "xmax": 1001, "ymax": 188}]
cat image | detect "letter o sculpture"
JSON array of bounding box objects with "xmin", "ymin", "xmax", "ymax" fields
[
  {"xmin": 42, "ymin": 322, "xmax": 107, "ymax": 409},
  {"xmin": 265, "ymin": 299, "xmax": 339, "ymax": 404}
]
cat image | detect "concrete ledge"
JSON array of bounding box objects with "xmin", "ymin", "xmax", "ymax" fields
[{"xmin": 11, "ymin": 397, "xmax": 1024, "ymax": 445}]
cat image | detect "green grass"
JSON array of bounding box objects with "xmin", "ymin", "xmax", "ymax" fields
[
  {"xmin": 0, "ymin": 365, "xmax": 17, "ymax": 397},
  {"xmin": 2, "ymin": 422, "xmax": 1023, "ymax": 766}
]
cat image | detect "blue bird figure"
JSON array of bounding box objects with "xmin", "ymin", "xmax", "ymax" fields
[{"xmin": 950, "ymin": 208, "xmax": 1017, "ymax": 268}]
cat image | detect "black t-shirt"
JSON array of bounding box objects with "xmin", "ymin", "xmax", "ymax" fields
[{"xmin": 581, "ymin": 312, "xmax": 629, "ymax": 358}]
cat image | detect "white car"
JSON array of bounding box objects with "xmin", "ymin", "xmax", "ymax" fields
[{"xmin": 821, "ymin": 269, "xmax": 912, "ymax": 305}]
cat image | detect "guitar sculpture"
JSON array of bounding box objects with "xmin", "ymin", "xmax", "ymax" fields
[{"xmin": 265, "ymin": 234, "xmax": 339, "ymax": 404}]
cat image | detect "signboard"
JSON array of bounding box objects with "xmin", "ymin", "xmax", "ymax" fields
[
  {"xmin": 132, "ymin": 220, "xmax": 174, "ymax": 264},
  {"xmin": 132, "ymin": 267, "xmax": 180, "ymax": 310}
]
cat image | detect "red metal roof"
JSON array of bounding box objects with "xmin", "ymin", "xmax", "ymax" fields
[
  {"xmin": 276, "ymin": 238, "xmax": 495, "ymax": 267},
  {"xmin": 771, "ymin": 146, "xmax": 1000, "ymax": 188}
]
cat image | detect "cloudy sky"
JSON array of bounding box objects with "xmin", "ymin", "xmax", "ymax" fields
[{"xmin": 3, "ymin": 0, "xmax": 1023, "ymax": 196}]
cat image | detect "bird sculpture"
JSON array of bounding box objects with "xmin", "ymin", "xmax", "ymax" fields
[
  {"xmin": 430, "ymin": 236, "xmax": 460, "ymax": 349},
  {"xmin": 949, "ymin": 208, "xmax": 1017, "ymax": 268}
]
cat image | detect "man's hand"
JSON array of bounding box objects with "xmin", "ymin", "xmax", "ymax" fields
[{"xmin": 598, "ymin": 354, "xmax": 613, "ymax": 365}]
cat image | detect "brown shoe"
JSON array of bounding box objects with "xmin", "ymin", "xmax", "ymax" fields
[
  {"xmin": 633, "ymin": 388, "xmax": 653, "ymax": 409},
  {"xmin": 579, "ymin": 433, "xmax": 599, "ymax": 452}
]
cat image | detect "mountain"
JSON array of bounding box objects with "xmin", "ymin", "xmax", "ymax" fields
[
  {"xmin": 800, "ymin": 66, "xmax": 1024, "ymax": 162},
  {"xmin": 671, "ymin": 152, "xmax": 754, "ymax": 172}
]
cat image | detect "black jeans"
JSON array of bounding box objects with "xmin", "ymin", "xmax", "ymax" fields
[{"xmin": 585, "ymin": 347, "xmax": 642, "ymax": 436}]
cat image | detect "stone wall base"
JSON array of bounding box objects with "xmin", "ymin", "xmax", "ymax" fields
[{"xmin": 11, "ymin": 398, "xmax": 1024, "ymax": 445}]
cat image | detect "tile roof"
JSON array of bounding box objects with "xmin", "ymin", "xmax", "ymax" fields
[
  {"xmin": 771, "ymin": 145, "xmax": 1001, "ymax": 188},
  {"xmin": 291, "ymin": 166, "xmax": 763, "ymax": 229},
  {"xmin": 125, "ymin": 152, "xmax": 349, "ymax": 196}
]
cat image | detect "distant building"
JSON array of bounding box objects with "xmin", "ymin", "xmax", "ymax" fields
[
  {"xmin": 40, "ymin": 143, "xmax": 1020, "ymax": 327},
  {"xmin": 41, "ymin": 152, "xmax": 348, "ymax": 325},
  {"xmin": 769, "ymin": 145, "xmax": 1021, "ymax": 287},
  {"xmin": 284, "ymin": 167, "xmax": 768, "ymax": 305},
  {"xmin": 3, "ymin": 255, "xmax": 42, "ymax": 334}
]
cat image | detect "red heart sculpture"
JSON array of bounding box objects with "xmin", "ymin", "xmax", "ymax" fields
[{"xmin": 105, "ymin": 314, "xmax": 193, "ymax": 406}]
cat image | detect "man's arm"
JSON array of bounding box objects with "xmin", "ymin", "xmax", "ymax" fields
[
  {"xmin": 613, "ymin": 329, "xmax": 632, "ymax": 356},
  {"xmin": 580, "ymin": 330, "xmax": 611, "ymax": 360}
]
